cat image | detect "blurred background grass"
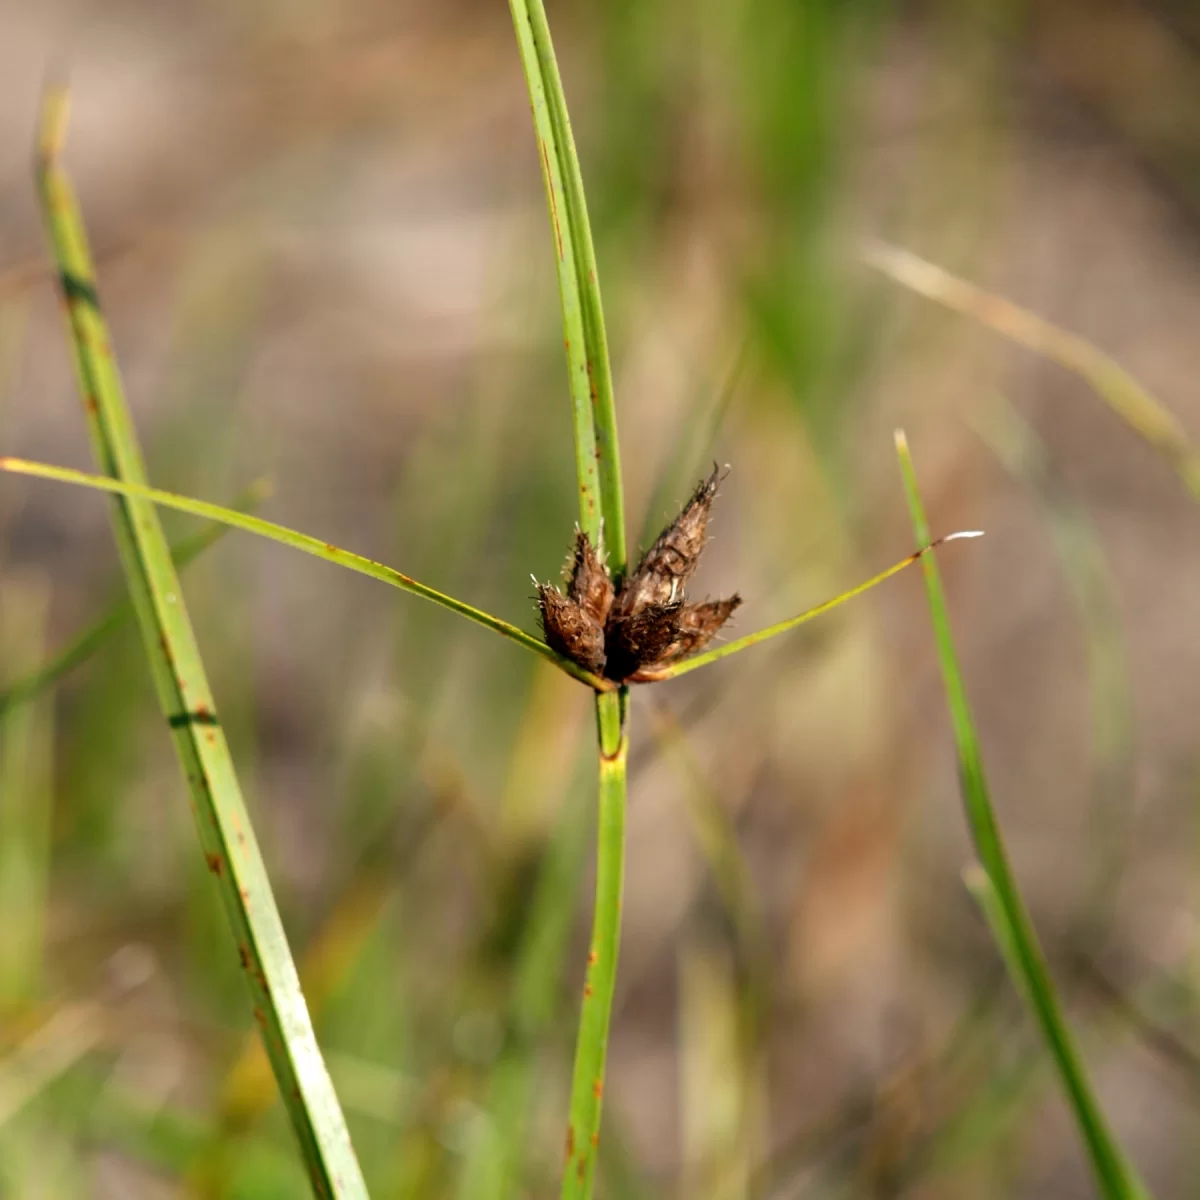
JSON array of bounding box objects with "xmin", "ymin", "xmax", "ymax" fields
[{"xmin": 1, "ymin": 0, "xmax": 1199, "ymax": 1196}]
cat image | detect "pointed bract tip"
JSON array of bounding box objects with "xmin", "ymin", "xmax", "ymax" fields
[{"xmin": 944, "ymin": 530, "xmax": 984, "ymax": 541}]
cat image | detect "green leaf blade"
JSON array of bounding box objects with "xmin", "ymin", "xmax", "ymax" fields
[
  {"xmin": 508, "ymin": 0, "xmax": 626, "ymax": 570},
  {"xmin": 36, "ymin": 90, "xmax": 369, "ymax": 1198},
  {"xmin": 0, "ymin": 456, "xmax": 611, "ymax": 693},
  {"xmin": 894, "ymin": 429, "xmax": 1149, "ymax": 1200}
]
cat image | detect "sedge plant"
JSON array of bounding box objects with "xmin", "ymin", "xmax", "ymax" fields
[{"xmin": 13, "ymin": 22, "xmax": 991, "ymax": 1200}]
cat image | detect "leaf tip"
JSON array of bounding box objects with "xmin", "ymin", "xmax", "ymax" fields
[
  {"xmin": 37, "ymin": 82, "xmax": 71, "ymax": 163},
  {"xmin": 943, "ymin": 530, "xmax": 984, "ymax": 541}
]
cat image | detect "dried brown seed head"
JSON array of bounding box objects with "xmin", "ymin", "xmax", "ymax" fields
[
  {"xmin": 628, "ymin": 595, "xmax": 739, "ymax": 681},
  {"xmin": 536, "ymin": 583, "xmax": 607, "ymax": 675},
  {"xmin": 611, "ymin": 464, "xmax": 723, "ymax": 620},
  {"xmin": 567, "ymin": 530, "xmax": 613, "ymax": 625},
  {"xmin": 535, "ymin": 466, "xmax": 739, "ymax": 685},
  {"xmin": 603, "ymin": 603, "xmax": 683, "ymax": 684}
]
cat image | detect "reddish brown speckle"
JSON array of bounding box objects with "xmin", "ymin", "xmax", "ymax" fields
[
  {"xmin": 592, "ymin": 1080, "xmax": 603, "ymax": 1099},
  {"xmin": 588, "ymin": 950, "xmax": 598, "ymax": 966},
  {"xmin": 577, "ymin": 1157, "xmax": 586, "ymax": 1181},
  {"xmin": 252, "ymin": 1006, "xmax": 266, "ymax": 1027},
  {"xmin": 204, "ymin": 851, "xmax": 223, "ymax": 876},
  {"xmin": 85, "ymin": 394, "xmax": 98, "ymax": 414},
  {"xmin": 584, "ymin": 984, "xmax": 593, "ymax": 998},
  {"xmin": 324, "ymin": 543, "xmax": 338, "ymax": 554},
  {"xmin": 565, "ymin": 1125, "xmax": 575, "ymax": 1159},
  {"xmin": 590, "ymin": 1133, "xmax": 599, "ymax": 1148},
  {"xmin": 238, "ymin": 944, "xmax": 251, "ymax": 969},
  {"xmin": 205, "ymin": 731, "xmax": 216, "ymax": 745},
  {"xmin": 240, "ymin": 887, "xmax": 250, "ymax": 901}
]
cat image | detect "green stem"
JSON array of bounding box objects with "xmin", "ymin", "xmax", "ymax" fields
[
  {"xmin": 562, "ymin": 688, "xmax": 628, "ymax": 1199},
  {"xmin": 647, "ymin": 532, "xmax": 982, "ymax": 681},
  {"xmin": 0, "ymin": 456, "xmax": 612, "ymax": 693},
  {"xmin": 895, "ymin": 431, "xmax": 1149, "ymax": 1200},
  {"xmin": 36, "ymin": 89, "xmax": 368, "ymax": 1197}
]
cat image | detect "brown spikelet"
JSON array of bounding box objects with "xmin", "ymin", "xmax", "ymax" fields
[
  {"xmin": 535, "ymin": 466, "xmax": 738, "ymax": 685},
  {"xmin": 603, "ymin": 603, "xmax": 684, "ymax": 684},
  {"xmin": 626, "ymin": 595, "xmax": 742, "ymax": 681},
  {"xmin": 611, "ymin": 465, "xmax": 722, "ymax": 620},
  {"xmin": 567, "ymin": 530, "xmax": 614, "ymax": 625},
  {"xmin": 537, "ymin": 583, "xmax": 607, "ymax": 675}
]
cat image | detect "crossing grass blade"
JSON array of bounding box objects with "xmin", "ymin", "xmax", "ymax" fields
[
  {"xmin": 894, "ymin": 429, "xmax": 1150, "ymax": 1200},
  {"xmin": 0, "ymin": 456, "xmax": 612, "ymax": 693},
  {"xmin": 35, "ymin": 88, "xmax": 369, "ymax": 1198},
  {"xmin": 642, "ymin": 532, "xmax": 984, "ymax": 681},
  {"xmin": 0, "ymin": 481, "xmax": 268, "ymax": 719},
  {"xmin": 507, "ymin": 6, "xmax": 630, "ymax": 1197}
]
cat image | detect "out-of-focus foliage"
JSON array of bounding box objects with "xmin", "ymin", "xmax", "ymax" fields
[{"xmin": 0, "ymin": 0, "xmax": 1198, "ymax": 1195}]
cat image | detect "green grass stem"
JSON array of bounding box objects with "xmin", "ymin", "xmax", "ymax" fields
[
  {"xmin": 508, "ymin": 0, "xmax": 625, "ymax": 566},
  {"xmin": 895, "ymin": 429, "xmax": 1149, "ymax": 1200},
  {"xmin": 647, "ymin": 531, "xmax": 983, "ymax": 681},
  {"xmin": 507, "ymin": 7, "xmax": 631, "ymax": 1195},
  {"xmin": 36, "ymin": 89, "xmax": 368, "ymax": 1198},
  {"xmin": 0, "ymin": 456, "xmax": 611, "ymax": 692}
]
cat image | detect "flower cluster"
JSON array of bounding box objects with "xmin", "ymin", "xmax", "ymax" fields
[{"xmin": 536, "ymin": 467, "xmax": 741, "ymax": 683}]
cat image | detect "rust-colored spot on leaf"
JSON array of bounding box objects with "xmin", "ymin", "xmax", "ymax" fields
[
  {"xmin": 324, "ymin": 543, "xmax": 338, "ymax": 554},
  {"xmin": 588, "ymin": 950, "xmax": 598, "ymax": 966},
  {"xmin": 238, "ymin": 943, "xmax": 251, "ymax": 969},
  {"xmin": 590, "ymin": 1133, "xmax": 599, "ymax": 1148},
  {"xmin": 577, "ymin": 1157, "xmax": 586, "ymax": 1181},
  {"xmin": 240, "ymin": 886, "xmax": 250, "ymax": 902},
  {"xmin": 587, "ymin": 361, "xmax": 598, "ymax": 409},
  {"xmin": 252, "ymin": 1006, "xmax": 266, "ymax": 1027},
  {"xmin": 592, "ymin": 1079, "xmax": 603, "ymax": 1099},
  {"xmin": 565, "ymin": 1125, "xmax": 575, "ymax": 1160},
  {"xmin": 85, "ymin": 394, "xmax": 98, "ymax": 414},
  {"xmin": 584, "ymin": 984, "xmax": 593, "ymax": 998},
  {"xmin": 204, "ymin": 851, "xmax": 223, "ymax": 876}
]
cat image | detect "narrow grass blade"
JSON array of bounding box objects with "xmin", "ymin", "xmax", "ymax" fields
[
  {"xmin": 0, "ymin": 456, "xmax": 612, "ymax": 693},
  {"xmin": 507, "ymin": 0, "xmax": 625, "ymax": 567},
  {"xmin": 561, "ymin": 691, "xmax": 627, "ymax": 1200},
  {"xmin": 36, "ymin": 90, "xmax": 368, "ymax": 1197},
  {"xmin": 508, "ymin": 7, "xmax": 632, "ymax": 1197},
  {"xmin": 866, "ymin": 241, "xmax": 1200, "ymax": 500},
  {"xmin": 457, "ymin": 757, "xmax": 591, "ymax": 1200},
  {"xmin": 0, "ymin": 482, "xmax": 268, "ymax": 719},
  {"xmin": 644, "ymin": 531, "xmax": 983, "ymax": 681},
  {"xmin": 974, "ymin": 396, "xmax": 1134, "ymax": 940},
  {"xmin": 894, "ymin": 429, "xmax": 1149, "ymax": 1200}
]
